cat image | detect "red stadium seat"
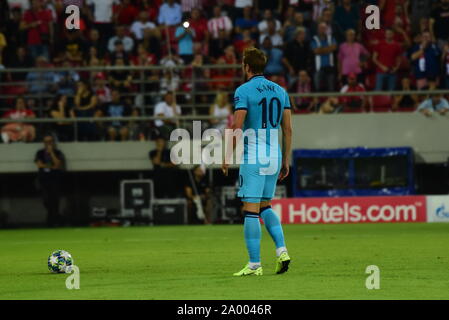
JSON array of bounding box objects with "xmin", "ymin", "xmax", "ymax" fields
[
  {"xmin": 293, "ymin": 108, "xmax": 311, "ymax": 114},
  {"xmin": 342, "ymin": 106, "xmax": 364, "ymax": 113},
  {"xmin": 371, "ymin": 95, "xmax": 392, "ymax": 113},
  {"xmin": 2, "ymin": 85, "xmax": 27, "ymax": 96},
  {"xmin": 394, "ymin": 107, "xmax": 416, "ymax": 112}
]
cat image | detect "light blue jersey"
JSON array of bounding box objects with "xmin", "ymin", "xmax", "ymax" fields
[{"xmin": 234, "ymin": 75, "xmax": 291, "ymax": 202}]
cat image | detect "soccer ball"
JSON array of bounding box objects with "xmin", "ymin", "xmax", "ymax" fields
[{"xmin": 48, "ymin": 250, "xmax": 73, "ymax": 273}]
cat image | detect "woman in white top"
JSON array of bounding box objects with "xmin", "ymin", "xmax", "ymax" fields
[{"xmin": 209, "ymin": 92, "xmax": 231, "ymax": 134}]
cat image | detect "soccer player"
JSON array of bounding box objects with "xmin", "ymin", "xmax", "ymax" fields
[{"xmin": 222, "ymin": 47, "xmax": 292, "ymax": 276}]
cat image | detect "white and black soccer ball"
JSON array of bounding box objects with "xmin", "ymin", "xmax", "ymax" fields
[{"xmin": 48, "ymin": 250, "xmax": 73, "ymax": 273}]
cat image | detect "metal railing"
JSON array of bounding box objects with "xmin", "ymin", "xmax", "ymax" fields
[
  {"xmin": 0, "ymin": 115, "xmax": 228, "ymax": 142},
  {"xmin": 2, "ymin": 64, "xmax": 449, "ymax": 100},
  {"xmin": 0, "ymin": 64, "xmax": 244, "ymax": 117},
  {"xmin": 1, "ymin": 64, "xmax": 449, "ymax": 141}
]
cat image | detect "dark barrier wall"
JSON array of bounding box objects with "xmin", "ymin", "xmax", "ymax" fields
[
  {"xmin": 0, "ymin": 168, "xmax": 253, "ymax": 227},
  {"xmin": 0, "ymin": 164, "xmax": 447, "ymax": 227}
]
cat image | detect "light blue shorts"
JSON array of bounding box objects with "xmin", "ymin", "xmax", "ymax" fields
[{"xmin": 237, "ymin": 160, "xmax": 281, "ymax": 204}]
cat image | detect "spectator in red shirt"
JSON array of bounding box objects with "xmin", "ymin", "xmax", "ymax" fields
[
  {"xmin": 132, "ymin": 43, "xmax": 157, "ymax": 66},
  {"xmin": 392, "ymin": 2, "xmax": 411, "ymax": 32},
  {"xmin": 209, "ymin": 61, "xmax": 232, "ymax": 90},
  {"xmin": 391, "ymin": 16, "xmax": 411, "ymax": 48},
  {"xmin": 380, "ymin": 0, "xmax": 408, "ymax": 28},
  {"xmin": 365, "ymin": 18, "xmax": 410, "ymax": 50},
  {"xmin": 340, "ymin": 73, "xmax": 367, "ymax": 112},
  {"xmin": 21, "ymin": 0, "xmax": 54, "ymax": 59},
  {"xmin": 234, "ymin": 29, "xmax": 256, "ymax": 58},
  {"xmin": 140, "ymin": 0, "xmax": 162, "ymax": 22},
  {"xmin": 218, "ymin": 45, "xmax": 237, "ymax": 83},
  {"xmin": 1, "ymin": 96, "xmax": 36, "ymax": 143},
  {"xmin": 373, "ymin": 29, "xmax": 403, "ymax": 91},
  {"xmin": 189, "ymin": 8, "xmax": 209, "ymax": 44},
  {"xmin": 113, "ymin": 0, "xmax": 139, "ymax": 26}
]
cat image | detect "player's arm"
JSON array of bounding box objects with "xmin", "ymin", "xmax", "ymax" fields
[
  {"xmin": 231, "ymin": 110, "xmax": 247, "ymax": 130},
  {"xmin": 279, "ymin": 108, "xmax": 292, "ymax": 182},
  {"xmin": 222, "ymin": 87, "xmax": 248, "ymax": 176},
  {"xmin": 222, "ymin": 110, "xmax": 247, "ymax": 176}
]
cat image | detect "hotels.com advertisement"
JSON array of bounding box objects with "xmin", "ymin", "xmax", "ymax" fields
[{"xmin": 272, "ymin": 196, "xmax": 428, "ymax": 224}]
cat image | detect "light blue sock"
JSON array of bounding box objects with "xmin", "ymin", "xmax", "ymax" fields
[
  {"xmin": 260, "ymin": 206, "xmax": 286, "ymax": 250},
  {"xmin": 244, "ymin": 211, "xmax": 261, "ymax": 263}
]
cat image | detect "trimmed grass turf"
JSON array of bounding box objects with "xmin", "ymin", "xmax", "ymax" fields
[{"xmin": 0, "ymin": 223, "xmax": 448, "ymax": 300}]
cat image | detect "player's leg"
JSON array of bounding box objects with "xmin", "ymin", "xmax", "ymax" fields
[
  {"xmin": 243, "ymin": 199, "xmax": 262, "ymax": 268},
  {"xmin": 260, "ymin": 200, "xmax": 287, "ymax": 256},
  {"xmin": 233, "ymin": 198, "xmax": 263, "ymax": 276},
  {"xmin": 261, "ymin": 168, "xmax": 291, "ymax": 274},
  {"xmin": 234, "ymin": 166, "xmax": 264, "ymax": 276}
]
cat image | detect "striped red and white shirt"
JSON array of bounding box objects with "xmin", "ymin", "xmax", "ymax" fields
[
  {"xmin": 207, "ymin": 16, "xmax": 233, "ymax": 39},
  {"xmin": 181, "ymin": 0, "xmax": 202, "ymax": 12}
]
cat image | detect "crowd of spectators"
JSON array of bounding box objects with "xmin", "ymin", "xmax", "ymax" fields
[{"xmin": 1, "ymin": 0, "xmax": 449, "ymax": 143}]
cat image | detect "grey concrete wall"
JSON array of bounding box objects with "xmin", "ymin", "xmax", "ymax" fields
[
  {"xmin": 0, "ymin": 141, "xmax": 156, "ymax": 173},
  {"xmin": 290, "ymin": 113, "xmax": 449, "ymax": 163},
  {"xmin": 0, "ymin": 113, "xmax": 448, "ymax": 173}
]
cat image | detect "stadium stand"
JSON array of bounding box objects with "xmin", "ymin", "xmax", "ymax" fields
[
  {"xmin": 1, "ymin": 0, "xmax": 449, "ymax": 143},
  {"xmin": 0, "ymin": 0, "xmax": 449, "ymax": 227}
]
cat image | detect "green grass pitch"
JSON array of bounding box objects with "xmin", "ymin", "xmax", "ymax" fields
[{"xmin": 0, "ymin": 223, "xmax": 448, "ymax": 300}]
